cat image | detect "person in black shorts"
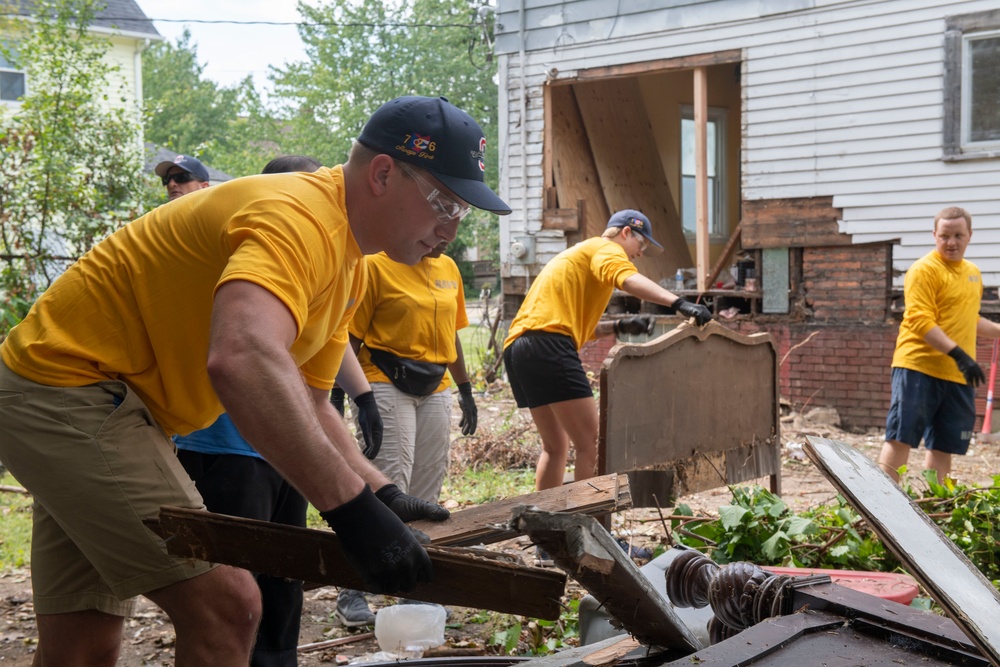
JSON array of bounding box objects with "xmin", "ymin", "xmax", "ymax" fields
[{"xmin": 502, "ymin": 210, "xmax": 712, "ymax": 492}]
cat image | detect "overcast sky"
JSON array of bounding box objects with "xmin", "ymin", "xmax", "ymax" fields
[{"xmin": 133, "ymin": 1, "xmax": 314, "ymax": 92}]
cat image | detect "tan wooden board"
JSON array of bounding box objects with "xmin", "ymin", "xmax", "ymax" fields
[
  {"xmin": 148, "ymin": 506, "xmax": 566, "ymax": 620},
  {"xmin": 412, "ymin": 472, "xmax": 631, "ymax": 546},
  {"xmin": 573, "ymin": 76, "xmax": 691, "ymax": 276},
  {"xmin": 804, "ymin": 436, "xmax": 1000, "ymax": 666}
]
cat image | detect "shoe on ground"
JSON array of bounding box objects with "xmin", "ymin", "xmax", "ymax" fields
[{"xmin": 336, "ymin": 589, "xmax": 375, "ymax": 627}]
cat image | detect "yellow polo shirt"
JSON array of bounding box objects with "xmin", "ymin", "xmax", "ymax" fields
[
  {"xmin": 350, "ymin": 252, "xmax": 468, "ymax": 393},
  {"xmin": 1, "ymin": 166, "xmax": 365, "ymax": 435},
  {"xmin": 893, "ymin": 249, "xmax": 982, "ymax": 384},
  {"xmin": 504, "ymin": 237, "xmax": 637, "ymax": 351}
]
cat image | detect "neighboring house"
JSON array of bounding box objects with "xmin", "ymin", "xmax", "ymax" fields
[
  {"xmin": 493, "ymin": 0, "xmax": 1000, "ymax": 430},
  {"xmin": 1, "ymin": 0, "xmax": 160, "ymax": 107},
  {"xmin": 144, "ymin": 143, "xmax": 234, "ymax": 186}
]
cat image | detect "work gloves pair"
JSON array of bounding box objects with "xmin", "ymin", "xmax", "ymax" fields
[
  {"xmin": 330, "ymin": 388, "xmax": 383, "ymax": 460},
  {"xmin": 456, "ymin": 381, "xmax": 478, "ymax": 436},
  {"xmin": 320, "ymin": 483, "xmax": 449, "ymax": 595},
  {"xmin": 949, "ymin": 346, "xmax": 985, "ymax": 387},
  {"xmin": 612, "ymin": 299, "xmax": 714, "ymax": 337}
]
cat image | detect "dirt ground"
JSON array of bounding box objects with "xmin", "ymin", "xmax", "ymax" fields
[{"xmin": 1, "ymin": 390, "xmax": 997, "ymax": 665}]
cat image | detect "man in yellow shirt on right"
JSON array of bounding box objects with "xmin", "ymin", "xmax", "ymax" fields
[{"xmin": 879, "ymin": 206, "xmax": 1000, "ymax": 484}]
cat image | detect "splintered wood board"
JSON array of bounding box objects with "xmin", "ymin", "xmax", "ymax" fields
[
  {"xmin": 148, "ymin": 506, "xmax": 566, "ymax": 620},
  {"xmin": 512, "ymin": 507, "xmax": 702, "ymax": 653},
  {"xmin": 805, "ymin": 436, "xmax": 1000, "ymax": 666},
  {"xmin": 412, "ymin": 472, "xmax": 631, "ymax": 546}
]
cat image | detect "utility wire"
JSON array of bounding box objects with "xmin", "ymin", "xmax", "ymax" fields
[{"xmin": 88, "ymin": 16, "xmax": 480, "ymax": 28}]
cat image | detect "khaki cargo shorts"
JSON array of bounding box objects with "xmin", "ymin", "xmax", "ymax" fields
[{"xmin": 0, "ymin": 361, "xmax": 215, "ymax": 616}]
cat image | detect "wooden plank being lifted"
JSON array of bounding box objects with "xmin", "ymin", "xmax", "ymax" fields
[
  {"xmin": 148, "ymin": 507, "xmax": 566, "ymax": 620},
  {"xmin": 413, "ymin": 472, "xmax": 631, "ymax": 547},
  {"xmin": 804, "ymin": 436, "xmax": 1000, "ymax": 666},
  {"xmin": 511, "ymin": 507, "xmax": 702, "ymax": 653}
]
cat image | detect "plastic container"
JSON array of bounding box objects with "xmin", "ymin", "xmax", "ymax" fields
[
  {"xmin": 374, "ymin": 603, "xmax": 447, "ymax": 655},
  {"xmin": 674, "ymin": 268, "xmax": 685, "ymax": 292}
]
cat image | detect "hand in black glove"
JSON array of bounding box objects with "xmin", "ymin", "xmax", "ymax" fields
[
  {"xmin": 376, "ymin": 483, "xmax": 450, "ymax": 522},
  {"xmin": 613, "ymin": 315, "xmax": 655, "ymax": 336},
  {"xmin": 321, "ymin": 485, "xmax": 432, "ymax": 594},
  {"xmin": 673, "ymin": 298, "xmax": 713, "ymax": 326},
  {"xmin": 353, "ymin": 391, "xmax": 383, "ymax": 460},
  {"xmin": 456, "ymin": 381, "xmax": 478, "ymax": 436},
  {"xmin": 948, "ymin": 346, "xmax": 985, "ymax": 387},
  {"xmin": 330, "ymin": 387, "xmax": 346, "ymax": 417}
]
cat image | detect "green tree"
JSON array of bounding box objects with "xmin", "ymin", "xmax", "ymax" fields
[
  {"xmin": 142, "ymin": 31, "xmax": 282, "ymax": 177},
  {"xmin": 271, "ymin": 0, "xmax": 501, "ymax": 267},
  {"xmin": 0, "ymin": 0, "xmax": 145, "ymax": 338}
]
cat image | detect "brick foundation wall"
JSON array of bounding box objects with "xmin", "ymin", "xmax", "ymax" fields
[{"xmin": 578, "ymin": 241, "xmax": 994, "ymax": 433}]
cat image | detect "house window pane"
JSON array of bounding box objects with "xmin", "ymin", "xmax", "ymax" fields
[
  {"xmin": 969, "ymin": 35, "xmax": 1000, "ymax": 143},
  {"xmin": 1, "ymin": 71, "xmax": 25, "ymax": 101},
  {"xmin": 681, "ymin": 114, "xmax": 721, "ymax": 235}
]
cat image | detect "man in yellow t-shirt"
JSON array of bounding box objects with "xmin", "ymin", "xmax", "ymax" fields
[
  {"xmin": 0, "ymin": 96, "xmax": 510, "ymax": 666},
  {"xmin": 503, "ymin": 210, "xmax": 712, "ymax": 495},
  {"xmin": 879, "ymin": 206, "xmax": 1000, "ymax": 484},
  {"xmin": 336, "ymin": 240, "xmax": 475, "ymax": 625}
]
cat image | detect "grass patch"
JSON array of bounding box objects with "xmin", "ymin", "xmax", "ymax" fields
[
  {"xmin": 0, "ymin": 472, "xmax": 33, "ymax": 569},
  {"xmin": 442, "ymin": 466, "xmax": 535, "ymax": 507}
]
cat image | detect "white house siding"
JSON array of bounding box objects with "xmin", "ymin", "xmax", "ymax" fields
[
  {"xmin": 105, "ymin": 36, "xmax": 143, "ymax": 108},
  {"xmin": 495, "ymin": 0, "xmax": 1000, "ymax": 286}
]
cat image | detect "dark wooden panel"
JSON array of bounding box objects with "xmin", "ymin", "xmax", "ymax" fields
[
  {"xmin": 574, "ymin": 76, "xmax": 692, "ymax": 277},
  {"xmin": 149, "ymin": 507, "xmax": 566, "ymax": 620},
  {"xmin": 741, "ymin": 196, "xmax": 850, "ymax": 249},
  {"xmin": 599, "ymin": 321, "xmax": 780, "ymax": 499},
  {"xmin": 804, "ymin": 436, "xmax": 1000, "ymax": 665}
]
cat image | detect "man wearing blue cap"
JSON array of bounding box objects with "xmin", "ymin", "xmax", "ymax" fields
[
  {"xmin": 0, "ymin": 96, "xmax": 509, "ymax": 665},
  {"xmin": 154, "ymin": 154, "xmax": 211, "ymax": 201},
  {"xmin": 503, "ymin": 210, "xmax": 712, "ymax": 498}
]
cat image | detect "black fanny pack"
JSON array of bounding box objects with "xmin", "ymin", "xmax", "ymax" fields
[{"xmin": 367, "ymin": 347, "xmax": 447, "ymax": 397}]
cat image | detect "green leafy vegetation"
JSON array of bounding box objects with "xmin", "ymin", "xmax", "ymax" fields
[
  {"xmin": 0, "ymin": 473, "xmax": 32, "ymax": 569},
  {"xmin": 673, "ymin": 472, "xmax": 1000, "ymax": 590}
]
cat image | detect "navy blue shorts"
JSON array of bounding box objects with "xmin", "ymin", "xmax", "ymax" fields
[
  {"xmin": 503, "ymin": 331, "xmax": 594, "ymax": 409},
  {"xmin": 884, "ymin": 367, "xmax": 976, "ymax": 455}
]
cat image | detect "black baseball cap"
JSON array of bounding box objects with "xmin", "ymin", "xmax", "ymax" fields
[
  {"xmin": 358, "ymin": 96, "xmax": 511, "ymax": 215},
  {"xmin": 154, "ymin": 155, "xmax": 210, "ymax": 182},
  {"xmin": 607, "ymin": 209, "xmax": 664, "ymax": 254}
]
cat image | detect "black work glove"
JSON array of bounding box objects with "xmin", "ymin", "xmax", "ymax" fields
[
  {"xmin": 613, "ymin": 315, "xmax": 654, "ymax": 336},
  {"xmin": 330, "ymin": 387, "xmax": 346, "ymax": 416},
  {"xmin": 673, "ymin": 298, "xmax": 713, "ymax": 326},
  {"xmin": 320, "ymin": 485, "xmax": 432, "ymax": 594},
  {"xmin": 375, "ymin": 483, "xmax": 450, "ymax": 522},
  {"xmin": 353, "ymin": 391, "xmax": 383, "ymax": 460},
  {"xmin": 948, "ymin": 346, "xmax": 985, "ymax": 387},
  {"xmin": 456, "ymin": 381, "xmax": 478, "ymax": 436}
]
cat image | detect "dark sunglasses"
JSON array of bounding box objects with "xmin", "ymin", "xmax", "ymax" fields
[{"xmin": 161, "ymin": 172, "xmax": 197, "ymax": 186}]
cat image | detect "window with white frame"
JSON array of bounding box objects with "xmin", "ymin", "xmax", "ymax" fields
[
  {"xmin": 1, "ymin": 49, "xmax": 26, "ymax": 103},
  {"xmin": 943, "ymin": 10, "xmax": 1000, "ymax": 159},
  {"xmin": 963, "ymin": 30, "xmax": 1000, "ymax": 147},
  {"xmin": 680, "ymin": 105, "xmax": 726, "ymax": 237}
]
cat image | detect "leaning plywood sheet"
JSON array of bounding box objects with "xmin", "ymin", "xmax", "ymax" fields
[
  {"xmin": 805, "ymin": 436, "xmax": 1000, "ymax": 666},
  {"xmin": 148, "ymin": 507, "xmax": 566, "ymax": 620},
  {"xmin": 512, "ymin": 507, "xmax": 702, "ymax": 654},
  {"xmin": 412, "ymin": 472, "xmax": 631, "ymax": 546},
  {"xmin": 599, "ymin": 320, "xmax": 780, "ymax": 500}
]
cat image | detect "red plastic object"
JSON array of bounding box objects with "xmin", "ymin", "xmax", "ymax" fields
[{"xmin": 762, "ymin": 566, "xmax": 920, "ymax": 605}]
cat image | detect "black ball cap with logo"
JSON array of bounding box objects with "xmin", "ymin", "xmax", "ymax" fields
[{"xmin": 358, "ymin": 95, "xmax": 512, "ymax": 215}]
